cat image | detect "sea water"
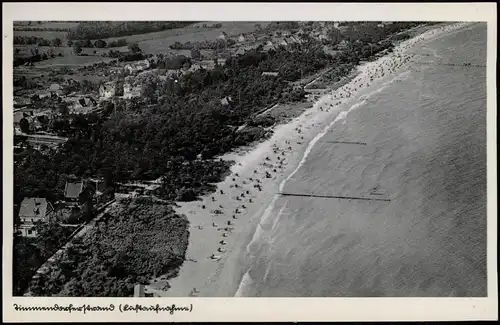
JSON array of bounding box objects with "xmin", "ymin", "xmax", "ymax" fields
[{"xmin": 235, "ymin": 23, "xmax": 487, "ymax": 297}]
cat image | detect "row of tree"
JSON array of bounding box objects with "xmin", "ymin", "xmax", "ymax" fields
[
  {"xmin": 67, "ymin": 38, "xmax": 128, "ymax": 49},
  {"xmin": 14, "ymin": 27, "xmax": 70, "ymax": 32},
  {"xmin": 14, "ymin": 36, "xmax": 62, "ymax": 47},
  {"xmin": 169, "ymin": 38, "xmax": 236, "ymax": 51}
]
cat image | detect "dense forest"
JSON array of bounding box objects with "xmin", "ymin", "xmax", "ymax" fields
[
  {"xmin": 13, "ymin": 223, "xmax": 75, "ymax": 296},
  {"xmin": 66, "ymin": 21, "xmax": 195, "ymax": 40},
  {"xmin": 28, "ymin": 199, "xmax": 189, "ymax": 297}
]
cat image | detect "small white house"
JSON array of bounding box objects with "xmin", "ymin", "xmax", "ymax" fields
[
  {"xmin": 220, "ymin": 96, "xmax": 233, "ymax": 106},
  {"xmin": 99, "ymin": 82, "xmax": 116, "ymax": 99},
  {"xmin": 17, "ymin": 197, "xmax": 54, "ymax": 237},
  {"xmin": 217, "ymin": 32, "xmax": 228, "ymax": 41},
  {"xmin": 123, "ymin": 83, "xmax": 142, "ymax": 99},
  {"xmin": 238, "ymin": 34, "xmax": 246, "ymax": 43}
]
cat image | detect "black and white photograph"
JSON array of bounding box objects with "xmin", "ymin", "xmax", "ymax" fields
[{"xmin": 3, "ymin": 2, "xmax": 497, "ymax": 322}]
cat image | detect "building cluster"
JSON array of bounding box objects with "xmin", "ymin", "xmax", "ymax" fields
[{"xmin": 16, "ymin": 179, "xmax": 86, "ymax": 237}]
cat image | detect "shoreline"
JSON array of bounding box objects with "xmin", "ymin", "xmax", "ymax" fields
[{"xmin": 150, "ymin": 22, "xmax": 470, "ymax": 297}]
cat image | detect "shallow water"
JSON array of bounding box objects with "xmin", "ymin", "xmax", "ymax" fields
[{"xmin": 237, "ymin": 23, "xmax": 487, "ymax": 297}]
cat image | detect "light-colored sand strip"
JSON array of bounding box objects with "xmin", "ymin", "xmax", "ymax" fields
[{"xmin": 150, "ymin": 22, "xmax": 470, "ymax": 297}]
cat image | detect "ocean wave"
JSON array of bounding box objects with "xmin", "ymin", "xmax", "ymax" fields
[{"xmin": 234, "ymin": 68, "xmax": 411, "ymax": 296}]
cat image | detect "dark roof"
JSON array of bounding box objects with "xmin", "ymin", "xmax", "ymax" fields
[
  {"xmin": 64, "ymin": 181, "xmax": 83, "ymax": 199},
  {"xmin": 18, "ymin": 197, "xmax": 52, "ymax": 220}
]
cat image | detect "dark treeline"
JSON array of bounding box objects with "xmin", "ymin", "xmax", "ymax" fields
[
  {"xmin": 14, "ymin": 36, "xmax": 63, "ymax": 46},
  {"xmin": 14, "ymin": 27, "xmax": 70, "ymax": 32},
  {"xmin": 170, "ymin": 38, "xmax": 237, "ymax": 50},
  {"xmin": 67, "ymin": 21, "xmax": 196, "ymax": 40}
]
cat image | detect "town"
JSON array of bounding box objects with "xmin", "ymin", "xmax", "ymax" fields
[{"xmin": 13, "ymin": 20, "xmax": 426, "ymax": 297}]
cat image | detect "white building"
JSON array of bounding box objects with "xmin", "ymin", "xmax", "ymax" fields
[
  {"xmin": 99, "ymin": 82, "xmax": 116, "ymax": 99},
  {"xmin": 17, "ymin": 197, "xmax": 54, "ymax": 237},
  {"xmin": 123, "ymin": 83, "xmax": 142, "ymax": 99}
]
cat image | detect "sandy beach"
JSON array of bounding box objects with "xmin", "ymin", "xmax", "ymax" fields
[{"xmin": 150, "ymin": 22, "xmax": 473, "ymax": 297}]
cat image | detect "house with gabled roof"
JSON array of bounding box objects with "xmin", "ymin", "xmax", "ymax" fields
[
  {"xmin": 99, "ymin": 81, "xmax": 116, "ymax": 99},
  {"xmin": 64, "ymin": 181, "xmax": 84, "ymax": 202},
  {"xmin": 263, "ymin": 41, "xmax": 276, "ymax": 52},
  {"xmin": 217, "ymin": 32, "xmax": 229, "ymax": 41},
  {"xmin": 17, "ymin": 197, "xmax": 54, "ymax": 237}
]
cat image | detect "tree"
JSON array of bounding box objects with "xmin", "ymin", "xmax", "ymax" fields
[
  {"xmin": 58, "ymin": 103, "xmax": 70, "ymax": 118},
  {"xmin": 94, "ymin": 39, "xmax": 107, "ymax": 48},
  {"xmin": 47, "ymin": 48, "xmax": 55, "ymax": 58},
  {"xmin": 82, "ymin": 39, "xmax": 93, "ymax": 48},
  {"xmin": 67, "ymin": 40, "xmax": 73, "ymax": 47},
  {"xmin": 327, "ymin": 29, "xmax": 343, "ymax": 46},
  {"xmin": 19, "ymin": 118, "xmax": 30, "ymax": 134},
  {"xmin": 176, "ymin": 187, "xmax": 197, "ymax": 201},
  {"xmin": 190, "ymin": 48, "xmax": 201, "ymax": 60},
  {"xmin": 128, "ymin": 42, "xmax": 142, "ymax": 54},
  {"xmin": 51, "ymin": 38, "xmax": 62, "ymax": 47},
  {"xmin": 73, "ymin": 41, "xmax": 83, "ymax": 55}
]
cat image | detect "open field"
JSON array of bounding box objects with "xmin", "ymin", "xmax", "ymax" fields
[
  {"xmin": 14, "ymin": 44, "xmax": 124, "ymax": 69},
  {"xmin": 26, "ymin": 22, "xmax": 80, "ymax": 29},
  {"xmin": 14, "ymin": 30, "xmax": 68, "ymax": 40}
]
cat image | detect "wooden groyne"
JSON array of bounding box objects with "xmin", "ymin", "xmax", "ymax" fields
[
  {"xmin": 279, "ymin": 192, "xmax": 391, "ymax": 202},
  {"xmin": 325, "ymin": 141, "xmax": 367, "ymax": 145},
  {"xmin": 412, "ymin": 61, "xmax": 486, "ymax": 68}
]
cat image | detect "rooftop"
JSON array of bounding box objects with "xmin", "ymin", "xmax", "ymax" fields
[
  {"xmin": 18, "ymin": 197, "xmax": 52, "ymax": 220},
  {"xmin": 64, "ymin": 181, "xmax": 84, "ymax": 199}
]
